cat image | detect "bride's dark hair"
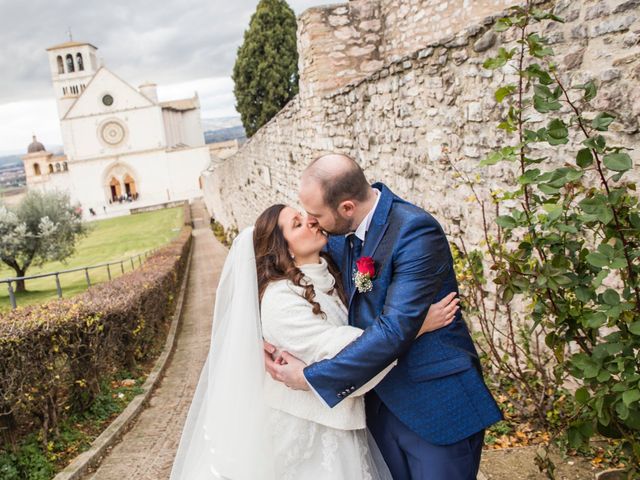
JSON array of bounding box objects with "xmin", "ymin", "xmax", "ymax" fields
[{"xmin": 253, "ymin": 204, "xmax": 347, "ymax": 318}]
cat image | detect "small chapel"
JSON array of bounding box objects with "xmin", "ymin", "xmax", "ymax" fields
[{"xmin": 22, "ymin": 40, "xmax": 212, "ymax": 218}]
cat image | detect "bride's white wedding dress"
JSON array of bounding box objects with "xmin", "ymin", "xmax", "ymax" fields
[
  {"xmin": 261, "ymin": 256, "xmax": 394, "ymax": 480},
  {"xmin": 169, "ymin": 227, "xmax": 392, "ymax": 480}
]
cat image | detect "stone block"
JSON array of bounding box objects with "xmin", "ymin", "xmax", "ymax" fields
[
  {"xmin": 584, "ymin": 1, "xmax": 610, "ymax": 21},
  {"xmin": 418, "ymin": 47, "xmax": 434, "ymax": 59},
  {"xmin": 463, "ymin": 146, "xmax": 481, "ymax": 159},
  {"xmin": 360, "ymin": 19, "xmax": 382, "ymax": 32},
  {"xmin": 473, "ymin": 30, "xmax": 496, "ymax": 53},
  {"xmin": 452, "ymin": 50, "xmax": 469, "ymax": 65},
  {"xmin": 600, "ymin": 68, "xmax": 621, "ymax": 82},
  {"xmin": 334, "ymin": 26, "xmax": 356, "ymax": 40},
  {"xmin": 348, "ymin": 44, "xmax": 377, "ymax": 56},
  {"xmin": 613, "ymin": 0, "xmax": 640, "ymax": 14},
  {"xmin": 467, "ymin": 102, "xmax": 483, "ymax": 122},
  {"xmin": 328, "ymin": 15, "xmax": 350, "ymax": 27},
  {"xmin": 571, "ymin": 25, "xmax": 589, "ymax": 39},
  {"xmin": 563, "ymin": 48, "xmax": 586, "ymax": 70},
  {"xmin": 590, "ymin": 15, "xmax": 636, "ymax": 37}
]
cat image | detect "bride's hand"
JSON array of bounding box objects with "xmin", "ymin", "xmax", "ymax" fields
[
  {"xmin": 270, "ymin": 351, "xmax": 310, "ymax": 390},
  {"xmin": 417, "ymin": 292, "xmax": 459, "ymax": 337},
  {"xmin": 263, "ymin": 340, "xmax": 278, "ymax": 379}
]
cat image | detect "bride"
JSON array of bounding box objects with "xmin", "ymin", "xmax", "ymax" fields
[{"xmin": 169, "ymin": 204, "xmax": 459, "ymax": 480}]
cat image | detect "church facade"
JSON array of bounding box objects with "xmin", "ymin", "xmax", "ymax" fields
[{"xmin": 22, "ymin": 40, "xmax": 211, "ymax": 218}]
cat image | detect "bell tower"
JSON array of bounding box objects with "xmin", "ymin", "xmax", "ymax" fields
[{"xmin": 46, "ymin": 35, "xmax": 99, "ymax": 119}]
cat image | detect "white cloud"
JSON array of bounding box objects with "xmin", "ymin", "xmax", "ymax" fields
[{"xmin": 0, "ymin": 98, "xmax": 60, "ymax": 154}]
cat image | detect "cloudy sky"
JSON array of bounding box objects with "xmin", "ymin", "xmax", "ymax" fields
[{"xmin": 0, "ymin": 0, "xmax": 325, "ymax": 154}]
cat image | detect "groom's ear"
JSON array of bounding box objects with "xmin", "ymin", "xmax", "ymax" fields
[{"xmin": 338, "ymin": 200, "xmax": 356, "ymax": 218}]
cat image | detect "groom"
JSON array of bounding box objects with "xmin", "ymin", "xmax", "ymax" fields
[{"xmin": 267, "ymin": 153, "xmax": 501, "ymax": 479}]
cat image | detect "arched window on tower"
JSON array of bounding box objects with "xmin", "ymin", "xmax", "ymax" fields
[
  {"xmin": 62, "ymin": 162, "xmax": 68, "ymax": 171},
  {"xmin": 55, "ymin": 162, "xmax": 61, "ymax": 172},
  {"xmin": 48, "ymin": 164, "xmax": 54, "ymax": 174},
  {"xmin": 34, "ymin": 163, "xmax": 41, "ymax": 176},
  {"xmin": 57, "ymin": 56, "xmax": 64, "ymax": 74},
  {"xmin": 66, "ymin": 54, "xmax": 75, "ymax": 73},
  {"xmin": 76, "ymin": 53, "xmax": 84, "ymax": 71}
]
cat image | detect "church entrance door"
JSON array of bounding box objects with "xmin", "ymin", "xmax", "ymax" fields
[
  {"xmin": 124, "ymin": 174, "xmax": 137, "ymax": 199},
  {"xmin": 109, "ymin": 176, "xmax": 122, "ymax": 201}
]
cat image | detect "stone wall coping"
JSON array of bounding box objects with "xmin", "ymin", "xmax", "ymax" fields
[
  {"xmin": 297, "ymin": 1, "xmax": 348, "ymax": 19},
  {"xmin": 320, "ymin": 4, "xmax": 524, "ymax": 101}
]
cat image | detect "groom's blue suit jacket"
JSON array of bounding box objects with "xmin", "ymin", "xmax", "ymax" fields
[{"xmin": 304, "ymin": 183, "xmax": 502, "ymax": 445}]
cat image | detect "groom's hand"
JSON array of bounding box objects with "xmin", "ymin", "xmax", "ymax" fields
[{"xmin": 271, "ymin": 351, "xmax": 310, "ymax": 391}]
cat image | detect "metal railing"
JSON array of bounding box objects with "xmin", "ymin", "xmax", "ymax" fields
[{"xmin": 1, "ymin": 249, "xmax": 156, "ymax": 310}]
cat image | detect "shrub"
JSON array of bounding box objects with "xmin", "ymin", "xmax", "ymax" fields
[{"xmin": 0, "ymin": 227, "xmax": 191, "ymax": 451}]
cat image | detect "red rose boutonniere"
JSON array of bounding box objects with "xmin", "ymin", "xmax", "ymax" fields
[{"xmin": 354, "ymin": 256, "xmax": 376, "ymax": 293}]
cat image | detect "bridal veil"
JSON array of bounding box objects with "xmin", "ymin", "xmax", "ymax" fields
[{"xmin": 170, "ymin": 226, "xmax": 275, "ymax": 480}]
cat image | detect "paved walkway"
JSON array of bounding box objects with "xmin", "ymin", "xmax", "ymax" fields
[{"xmin": 84, "ymin": 199, "xmax": 227, "ymax": 480}]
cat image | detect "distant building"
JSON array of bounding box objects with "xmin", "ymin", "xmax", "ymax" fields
[{"xmin": 22, "ymin": 40, "xmax": 212, "ymax": 218}]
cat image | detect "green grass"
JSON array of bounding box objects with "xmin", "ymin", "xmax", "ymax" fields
[{"xmin": 0, "ymin": 207, "xmax": 184, "ymax": 312}]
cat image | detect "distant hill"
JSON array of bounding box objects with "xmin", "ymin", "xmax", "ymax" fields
[
  {"xmin": 201, "ymin": 116, "xmax": 246, "ymax": 144},
  {"xmin": 201, "ymin": 116, "xmax": 243, "ymax": 132},
  {"xmin": 204, "ymin": 125, "xmax": 246, "ymax": 144},
  {"xmin": 0, "ymin": 155, "xmax": 23, "ymax": 169}
]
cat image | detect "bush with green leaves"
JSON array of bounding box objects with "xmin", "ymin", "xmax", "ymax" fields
[{"xmin": 453, "ymin": 1, "xmax": 639, "ymax": 472}]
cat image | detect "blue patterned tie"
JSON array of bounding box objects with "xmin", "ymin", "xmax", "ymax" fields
[{"xmin": 350, "ymin": 234, "xmax": 363, "ymax": 294}]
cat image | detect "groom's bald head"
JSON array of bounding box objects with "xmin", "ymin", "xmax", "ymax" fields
[{"xmin": 301, "ymin": 153, "xmax": 370, "ymax": 209}]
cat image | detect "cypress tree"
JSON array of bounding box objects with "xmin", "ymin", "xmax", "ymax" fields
[{"xmin": 232, "ymin": 0, "xmax": 299, "ymax": 137}]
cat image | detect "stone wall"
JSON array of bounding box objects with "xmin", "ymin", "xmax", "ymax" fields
[
  {"xmin": 298, "ymin": 1, "xmax": 383, "ymax": 98},
  {"xmin": 298, "ymin": 0, "xmax": 522, "ymax": 97},
  {"xmin": 204, "ymin": 0, "xmax": 640, "ymax": 250},
  {"xmin": 378, "ymin": 0, "xmax": 522, "ymax": 62}
]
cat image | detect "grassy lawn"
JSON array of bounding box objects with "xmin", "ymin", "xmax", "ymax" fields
[{"xmin": 0, "ymin": 206, "xmax": 184, "ymax": 312}]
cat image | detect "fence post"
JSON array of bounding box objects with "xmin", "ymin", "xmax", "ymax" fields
[
  {"xmin": 138, "ymin": 254, "xmax": 142, "ymax": 266},
  {"xmin": 121, "ymin": 261, "xmax": 125, "ymax": 274},
  {"xmin": 85, "ymin": 268, "xmax": 91, "ymax": 287},
  {"xmin": 107, "ymin": 264, "xmax": 112, "ymax": 281},
  {"xmin": 130, "ymin": 257, "xmax": 135, "ymax": 270},
  {"xmin": 7, "ymin": 282, "xmax": 16, "ymax": 310},
  {"xmin": 55, "ymin": 274, "xmax": 62, "ymax": 298}
]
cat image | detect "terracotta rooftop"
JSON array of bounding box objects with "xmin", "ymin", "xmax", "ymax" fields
[
  {"xmin": 160, "ymin": 98, "xmax": 198, "ymax": 111},
  {"xmin": 46, "ymin": 41, "xmax": 98, "ymax": 51}
]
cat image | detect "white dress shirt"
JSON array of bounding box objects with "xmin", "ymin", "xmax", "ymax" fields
[{"xmin": 351, "ymin": 187, "xmax": 381, "ymax": 243}]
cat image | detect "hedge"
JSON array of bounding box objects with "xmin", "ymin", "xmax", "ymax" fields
[{"xmin": 0, "ymin": 225, "xmax": 192, "ymax": 450}]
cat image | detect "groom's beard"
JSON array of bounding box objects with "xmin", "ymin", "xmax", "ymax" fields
[{"xmin": 322, "ymin": 212, "xmax": 354, "ymax": 236}]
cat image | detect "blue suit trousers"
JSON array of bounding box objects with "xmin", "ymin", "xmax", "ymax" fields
[{"xmin": 366, "ymin": 392, "xmax": 484, "ymax": 480}]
